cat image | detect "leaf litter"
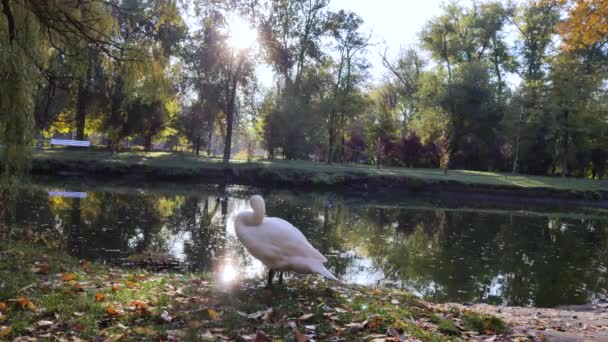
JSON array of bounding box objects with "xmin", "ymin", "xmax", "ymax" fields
[{"xmin": 2, "ymin": 244, "xmax": 605, "ymax": 341}]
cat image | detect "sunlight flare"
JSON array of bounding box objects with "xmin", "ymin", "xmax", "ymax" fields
[{"xmin": 227, "ymin": 15, "xmax": 257, "ymax": 49}]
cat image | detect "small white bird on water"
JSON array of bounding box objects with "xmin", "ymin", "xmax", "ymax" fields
[{"xmin": 234, "ymin": 195, "xmax": 338, "ymax": 287}]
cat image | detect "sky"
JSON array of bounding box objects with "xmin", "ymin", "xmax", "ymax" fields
[
  {"xmin": 225, "ymin": 0, "xmax": 521, "ymax": 88},
  {"xmin": 246, "ymin": 0, "xmax": 474, "ymax": 88},
  {"xmin": 328, "ymin": 0, "xmax": 450, "ymax": 83}
]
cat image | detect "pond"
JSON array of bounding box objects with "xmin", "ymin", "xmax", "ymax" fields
[{"xmin": 2, "ymin": 177, "xmax": 608, "ymax": 308}]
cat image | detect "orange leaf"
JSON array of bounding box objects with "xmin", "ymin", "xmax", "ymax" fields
[
  {"xmin": 111, "ymin": 284, "xmax": 120, "ymax": 292},
  {"xmin": 0, "ymin": 302, "xmax": 7, "ymax": 313},
  {"xmin": 131, "ymin": 300, "xmax": 148, "ymax": 310},
  {"xmin": 31, "ymin": 263, "xmax": 50, "ymax": 274},
  {"xmin": 81, "ymin": 261, "xmax": 91, "ymax": 268},
  {"xmin": 106, "ymin": 306, "xmax": 122, "ymax": 316},
  {"xmin": 95, "ymin": 293, "xmax": 105, "ymax": 302},
  {"xmin": 61, "ymin": 273, "xmax": 77, "ymax": 281},
  {"xmin": 293, "ymin": 328, "xmax": 307, "ymax": 342},
  {"xmin": 17, "ymin": 297, "xmax": 35, "ymax": 310}
]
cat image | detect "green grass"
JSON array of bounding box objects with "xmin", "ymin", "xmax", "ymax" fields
[
  {"xmin": 0, "ymin": 240, "xmax": 508, "ymax": 341},
  {"xmin": 31, "ymin": 149, "xmax": 608, "ymax": 196}
]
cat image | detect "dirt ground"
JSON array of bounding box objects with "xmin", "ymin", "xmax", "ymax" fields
[{"xmin": 457, "ymin": 303, "xmax": 608, "ymax": 341}]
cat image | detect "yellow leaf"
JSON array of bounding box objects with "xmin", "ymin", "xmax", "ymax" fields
[
  {"xmin": 0, "ymin": 326, "xmax": 11, "ymax": 338},
  {"xmin": 95, "ymin": 293, "xmax": 105, "ymax": 302},
  {"xmin": 62, "ymin": 273, "xmax": 77, "ymax": 281},
  {"xmin": 134, "ymin": 327, "xmax": 156, "ymax": 336},
  {"xmin": 207, "ymin": 308, "xmax": 219, "ymax": 321},
  {"xmin": 125, "ymin": 280, "xmax": 139, "ymax": 288},
  {"xmin": 370, "ymin": 289, "xmax": 381, "ymax": 295}
]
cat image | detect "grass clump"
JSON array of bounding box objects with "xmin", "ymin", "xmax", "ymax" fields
[
  {"xmin": 430, "ymin": 315, "xmax": 460, "ymax": 335},
  {"xmin": 462, "ymin": 311, "xmax": 507, "ymax": 333}
]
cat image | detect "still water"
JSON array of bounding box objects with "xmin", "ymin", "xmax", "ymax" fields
[{"xmin": 2, "ymin": 178, "xmax": 608, "ymax": 308}]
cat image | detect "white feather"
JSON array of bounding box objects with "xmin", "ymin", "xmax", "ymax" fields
[{"xmin": 235, "ymin": 195, "xmax": 338, "ymax": 281}]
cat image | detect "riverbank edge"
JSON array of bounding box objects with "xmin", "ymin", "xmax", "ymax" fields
[
  {"xmin": 0, "ymin": 240, "xmax": 509, "ymax": 341},
  {"xmin": 31, "ymin": 155, "xmax": 608, "ymax": 204}
]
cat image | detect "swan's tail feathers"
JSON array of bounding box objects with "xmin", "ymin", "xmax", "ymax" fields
[{"xmin": 313, "ymin": 263, "xmax": 338, "ymax": 282}]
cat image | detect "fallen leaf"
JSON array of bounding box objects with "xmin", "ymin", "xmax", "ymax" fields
[
  {"xmin": 484, "ymin": 336, "xmax": 497, "ymax": 342},
  {"xmin": 125, "ymin": 280, "xmax": 139, "ymax": 288},
  {"xmin": 161, "ymin": 310, "xmax": 173, "ymax": 322},
  {"xmin": 189, "ymin": 320, "xmax": 204, "ymax": 329},
  {"xmin": 243, "ymin": 330, "xmax": 271, "ymax": 342},
  {"xmin": 36, "ymin": 320, "xmax": 53, "ymax": 328},
  {"xmin": 111, "ymin": 284, "xmax": 120, "ymax": 292},
  {"xmin": 17, "ymin": 297, "xmax": 35, "ymax": 310},
  {"xmin": 208, "ymin": 308, "xmax": 220, "ymax": 320},
  {"xmin": 371, "ymin": 289, "xmax": 381, "ymax": 295},
  {"xmin": 95, "ymin": 293, "xmax": 105, "ymax": 302},
  {"xmin": 61, "ymin": 273, "xmax": 77, "ymax": 281},
  {"xmin": 248, "ymin": 308, "xmax": 272, "ymax": 320},
  {"xmin": 345, "ymin": 320, "xmax": 368, "ymax": 333},
  {"xmin": 31, "ymin": 263, "xmax": 50, "ymax": 274},
  {"xmin": 167, "ymin": 329, "xmax": 187, "ymax": 338},
  {"xmin": 106, "ymin": 306, "xmax": 123, "ymax": 316},
  {"xmin": 106, "ymin": 334, "xmax": 123, "ymax": 342},
  {"xmin": 0, "ymin": 302, "xmax": 7, "ymax": 313},
  {"xmin": 298, "ymin": 313, "xmax": 314, "ymax": 321},
  {"xmin": 134, "ymin": 327, "xmax": 156, "ymax": 336},
  {"xmin": 81, "ymin": 261, "xmax": 91, "ymax": 268},
  {"xmin": 0, "ymin": 326, "xmax": 11, "ymax": 338},
  {"xmin": 131, "ymin": 300, "xmax": 148, "ymax": 309},
  {"xmin": 293, "ymin": 328, "xmax": 307, "ymax": 342}
]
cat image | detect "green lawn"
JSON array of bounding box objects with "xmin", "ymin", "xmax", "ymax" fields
[{"xmin": 32, "ymin": 149, "xmax": 608, "ymax": 194}]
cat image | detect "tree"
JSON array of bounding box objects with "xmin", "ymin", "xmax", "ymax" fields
[
  {"xmin": 550, "ymin": 0, "xmax": 608, "ymax": 50},
  {"xmin": 508, "ymin": 1, "xmax": 559, "ymax": 173},
  {"xmin": 325, "ymin": 10, "xmax": 369, "ymax": 163},
  {"xmin": 382, "ymin": 48, "xmax": 426, "ymax": 135},
  {"xmin": 0, "ymin": 0, "xmax": 116, "ymax": 176}
]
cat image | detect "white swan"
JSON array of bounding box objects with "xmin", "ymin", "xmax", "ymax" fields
[{"xmin": 234, "ymin": 195, "xmax": 338, "ymax": 287}]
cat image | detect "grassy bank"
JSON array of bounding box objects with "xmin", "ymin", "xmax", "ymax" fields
[
  {"xmin": 0, "ymin": 241, "xmax": 509, "ymax": 341},
  {"xmin": 32, "ymin": 149, "xmax": 608, "ymax": 200}
]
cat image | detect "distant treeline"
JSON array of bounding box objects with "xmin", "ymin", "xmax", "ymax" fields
[{"xmin": 0, "ymin": 0, "xmax": 606, "ymax": 178}]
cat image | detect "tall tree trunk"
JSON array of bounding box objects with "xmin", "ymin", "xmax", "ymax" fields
[
  {"xmin": 223, "ymin": 58, "xmax": 243, "ymax": 163},
  {"xmin": 562, "ymin": 110, "xmax": 569, "ymax": 178},
  {"xmin": 195, "ymin": 135, "xmax": 201, "ymax": 156},
  {"xmin": 512, "ymin": 105, "xmax": 523, "ymax": 174},
  {"xmin": 144, "ymin": 134, "xmax": 152, "ymax": 152},
  {"xmin": 75, "ymin": 47, "xmax": 93, "ymax": 141},
  {"xmin": 326, "ymin": 112, "xmax": 336, "ymax": 164}
]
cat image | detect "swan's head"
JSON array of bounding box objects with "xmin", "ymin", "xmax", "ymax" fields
[{"xmin": 249, "ymin": 195, "xmax": 265, "ymax": 217}]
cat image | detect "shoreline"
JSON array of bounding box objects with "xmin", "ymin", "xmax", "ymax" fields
[
  {"xmin": 31, "ymin": 150, "xmax": 608, "ymax": 207},
  {"xmin": 2, "ymin": 240, "xmax": 605, "ymax": 341}
]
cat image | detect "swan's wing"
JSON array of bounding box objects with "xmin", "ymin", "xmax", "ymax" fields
[{"xmin": 258, "ymin": 217, "xmax": 328, "ymax": 262}]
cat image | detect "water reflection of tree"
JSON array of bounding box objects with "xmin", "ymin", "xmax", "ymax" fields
[
  {"xmin": 346, "ymin": 206, "xmax": 608, "ymax": 307},
  {"xmin": 166, "ymin": 195, "xmax": 227, "ymax": 272},
  {"xmin": 5, "ymin": 186, "xmax": 608, "ymax": 307}
]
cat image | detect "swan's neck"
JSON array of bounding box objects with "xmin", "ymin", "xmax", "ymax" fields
[{"xmin": 237, "ymin": 209, "xmax": 264, "ymax": 226}]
